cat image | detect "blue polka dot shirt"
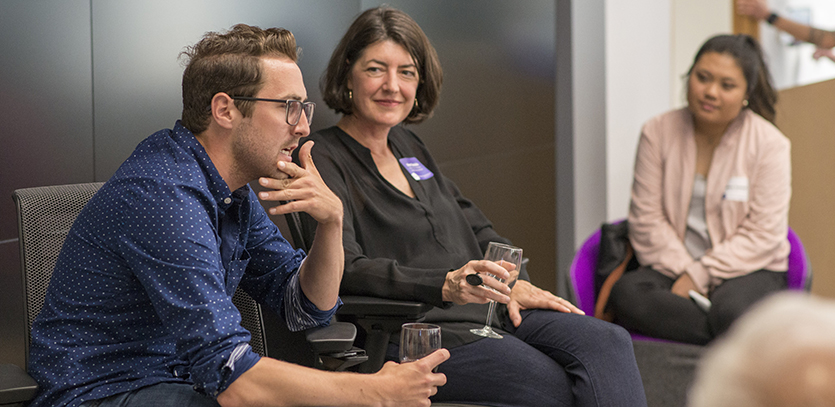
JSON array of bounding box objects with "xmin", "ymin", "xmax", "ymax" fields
[{"xmin": 27, "ymin": 121, "xmax": 338, "ymax": 407}]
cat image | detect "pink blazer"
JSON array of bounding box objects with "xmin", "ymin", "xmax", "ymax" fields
[{"xmin": 628, "ymin": 108, "xmax": 791, "ymax": 294}]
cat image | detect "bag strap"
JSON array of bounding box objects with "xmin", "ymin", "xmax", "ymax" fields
[{"xmin": 594, "ymin": 243, "xmax": 633, "ymax": 322}]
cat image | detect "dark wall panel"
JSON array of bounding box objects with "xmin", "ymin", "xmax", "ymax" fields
[
  {"xmin": 0, "ymin": 0, "xmax": 560, "ymax": 368},
  {"xmin": 363, "ymin": 0, "xmax": 557, "ymax": 290},
  {"xmin": 0, "ymin": 0, "xmax": 93, "ymax": 367},
  {"xmin": 0, "ymin": 0, "xmax": 94, "ymax": 239},
  {"xmin": 92, "ymin": 0, "xmax": 360, "ymax": 180}
]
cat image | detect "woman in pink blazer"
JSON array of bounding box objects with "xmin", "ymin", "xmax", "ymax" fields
[{"xmin": 608, "ymin": 34, "xmax": 791, "ymax": 345}]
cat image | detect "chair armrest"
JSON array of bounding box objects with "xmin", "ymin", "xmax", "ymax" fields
[
  {"xmin": 305, "ymin": 322, "xmax": 367, "ymax": 371},
  {"xmin": 336, "ymin": 296, "xmax": 434, "ymax": 373},
  {"xmin": 305, "ymin": 322, "xmax": 357, "ymax": 354},
  {"xmin": 0, "ymin": 364, "xmax": 38, "ymax": 405},
  {"xmin": 337, "ymin": 295, "xmax": 433, "ymax": 319}
]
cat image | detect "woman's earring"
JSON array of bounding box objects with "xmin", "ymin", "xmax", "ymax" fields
[
  {"xmin": 743, "ymin": 99, "xmax": 749, "ymax": 107},
  {"xmin": 414, "ymin": 98, "xmax": 419, "ymax": 109},
  {"xmin": 348, "ymin": 90, "xmax": 352, "ymax": 100}
]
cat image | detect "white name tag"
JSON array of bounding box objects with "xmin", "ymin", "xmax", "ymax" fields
[{"xmin": 723, "ymin": 177, "xmax": 749, "ymax": 201}]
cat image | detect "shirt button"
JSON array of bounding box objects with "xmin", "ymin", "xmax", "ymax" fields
[{"xmin": 224, "ymin": 197, "xmax": 232, "ymax": 204}]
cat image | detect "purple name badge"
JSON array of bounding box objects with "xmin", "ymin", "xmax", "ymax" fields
[{"xmin": 398, "ymin": 157, "xmax": 434, "ymax": 181}]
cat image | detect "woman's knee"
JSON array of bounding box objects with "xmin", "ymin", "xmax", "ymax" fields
[
  {"xmin": 609, "ymin": 281, "xmax": 656, "ymax": 323},
  {"xmin": 707, "ymin": 298, "xmax": 748, "ymax": 337},
  {"xmin": 580, "ymin": 317, "xmax": 633, "ymax": 351}
]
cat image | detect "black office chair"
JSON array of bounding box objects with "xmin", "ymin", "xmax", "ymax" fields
[
  {"xmin": 282, "ymin": 211, "xmax": 433, "ymax": 373},
  {"xmin": 0, "ymin": 182, "xmax": 361, "ymax": 405},
  {"xmin": 283, "ymin": 212, "xmax": 486, "ymax": 407}
]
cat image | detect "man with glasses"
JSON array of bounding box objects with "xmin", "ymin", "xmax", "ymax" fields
[{"xmin": 27, "ymin": 24, "xmax": 448, "ymax": 407}]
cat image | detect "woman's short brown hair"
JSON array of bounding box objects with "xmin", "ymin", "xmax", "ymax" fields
[
  {"xmin": 180, "ymin": 24, "xmax": 299, "ymax": 134},
  {"xmin": 321, "ymin": 7, "xmax": 443, "ymax": 125}
]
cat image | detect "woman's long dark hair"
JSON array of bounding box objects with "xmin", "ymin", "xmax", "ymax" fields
[{"xmin": 688, "ymin": 34, "xmax": 777, "ymax": 124}]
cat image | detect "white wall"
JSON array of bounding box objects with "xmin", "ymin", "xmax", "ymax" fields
[
  {"xmin": 572, "ymin": 0, "xmax": 607, "ymax": 246},
  {"xmin": 600, "ymin": 0, "xmax": 733, "ymax": 226},
  {"xmin": 562, "ymin": 0, "xmax": 737, "ymax": 296},
  {"xmin": 604, "ymin": 0, "xmax": 672, "ymax": 224},
  {"xmin": 671, "ymin": 0, "xmax": 733, "ymax": 107}
]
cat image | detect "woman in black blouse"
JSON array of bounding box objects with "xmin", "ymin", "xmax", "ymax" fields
[{"xmin": 298, "ymin": 6, "xmax": 647, "ymax": 407}]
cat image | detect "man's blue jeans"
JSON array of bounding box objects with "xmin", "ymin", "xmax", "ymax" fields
[{"xmin": 80, "ymin": 383, "xmax": 220, "ymax": 407}]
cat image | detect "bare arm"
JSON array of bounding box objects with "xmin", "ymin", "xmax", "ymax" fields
[
  {"xmin": 737, "ymin": 0, "xmax": 835, "ymax": 48},
  {"xmin": 258, "ymin": 140, "xmax": 344, "ymax": 310},
  {"xmin": 218, "ymin": 349, "xmax": 449, "ymax": 407},
  {"xmin": 773, "ymin": 17, "xmax": 835, "ymax": 49}
]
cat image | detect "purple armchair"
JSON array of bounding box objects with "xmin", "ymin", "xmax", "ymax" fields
[
  {"xmin": 568, "ymin": 222, "xmax": 811, "ymax": 406},
  {"xmin": 569, "ymin": 223, "xmax": 812, "ymax": 338}
]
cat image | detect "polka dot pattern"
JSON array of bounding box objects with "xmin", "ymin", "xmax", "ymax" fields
[{"xmin": 27, "ymin": 121, "xmax": 338, "ymax": 407}]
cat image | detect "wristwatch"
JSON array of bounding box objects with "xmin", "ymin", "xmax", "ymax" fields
[{"xmin": 766, "ymin": 12, "xmax": 779, "ymax": 25}]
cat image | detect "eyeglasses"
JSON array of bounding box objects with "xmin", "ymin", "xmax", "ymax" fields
[{"xmin": 231, "ymin": 96, "xmax": 315, "ymax": 126}]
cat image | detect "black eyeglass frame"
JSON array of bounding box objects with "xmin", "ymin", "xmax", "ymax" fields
[{"xmin": 231, "ymin": 96, "xmax": 315, "ymax": 126}]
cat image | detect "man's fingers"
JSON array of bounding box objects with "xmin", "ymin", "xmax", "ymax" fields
[
  {"xmin": 265, "ymin": 200, "xmax": 298, "ymax": 216},
  {"xmin": 418, "ymin": 349, "xmax": 450, "ymax": 371},
  {"xmin": 259, "ymin": 176, "xmax": 292, "ymax": 192},
  {"xmin": 297, "ymin": 140, "xmax": 315, "ymax": 170}
]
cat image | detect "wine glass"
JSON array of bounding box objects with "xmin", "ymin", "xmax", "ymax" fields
[
  {"xmin": 469, "ymin": 242, "xmax": 522, "ymax": 339},
  {"xmin": 399, "ymin": 323, "xmax": 442, "ymax": 363}
]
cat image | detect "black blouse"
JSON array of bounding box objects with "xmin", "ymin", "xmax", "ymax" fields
[{"xmin": 298, "ymin": 125, "xmax": 525, "ymax": 347}]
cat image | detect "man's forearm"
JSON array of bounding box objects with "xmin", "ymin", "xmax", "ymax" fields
[
  {"xmin": 298, "ymin": 220, "xmax": 344, "ymax": 310},
  {"xmin": 218, "ymin": 349, "xmax": 449, "ymax": 407},
  {"xmin": 773, "ymin": 15, "xmax": 835, "ymax": 49},
  {"xmin": 218, "ymin": 357, "xmax": 380, "ymax": 407}
]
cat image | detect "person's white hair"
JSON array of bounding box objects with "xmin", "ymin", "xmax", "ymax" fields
[{"xmin": 688, "ymin": 292, "xmax": 835, "ymax": 407}]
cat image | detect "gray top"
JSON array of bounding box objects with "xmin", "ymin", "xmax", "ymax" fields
[{"xmin": 684, "ymin": 174, "xmax": 711, "ymax": 260}]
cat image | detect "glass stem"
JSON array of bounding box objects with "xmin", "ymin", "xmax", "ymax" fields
[{"xmin": 484, "ymin": 300, "xmax": 498, "ymax": 327}]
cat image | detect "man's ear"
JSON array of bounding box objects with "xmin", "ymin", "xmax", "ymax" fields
[{"xmin": 210, "ymin": 92, "xmax": 237, "ymax": 130}]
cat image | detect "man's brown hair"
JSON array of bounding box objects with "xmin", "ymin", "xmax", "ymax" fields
[{"xmin": 180, "ymin": 24, "xmax": 299, "ymax": 134}]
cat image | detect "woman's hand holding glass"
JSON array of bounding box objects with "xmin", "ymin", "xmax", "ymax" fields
[
  {"xmin": 470, "ymin": 243, "xmax": 523, "ymax": 339},
  {"xmin": 442, "ymin": 259, "xmax": 514, "ymax": 305}
]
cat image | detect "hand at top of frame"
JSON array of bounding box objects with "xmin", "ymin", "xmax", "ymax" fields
[
  {"xmin": 506, "ymin": 280, "xmax": 585, "ymax": 327},
  {"xmin": 813, "ymin": 47, "xmax": 835, "ymax": 63},
  {"xmin": 736, "ymin": 0, "xmax": 770, "ymax": 21}
]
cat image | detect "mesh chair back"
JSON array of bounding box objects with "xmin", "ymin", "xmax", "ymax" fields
[
  {"xmin": 13, "ymin": 182, "xmax": 104, "ymax": 346},
  {"xmin": 13, "ymin": 182, "xmax": 267, "ymax": 366},
  {"xmin": 231, "ymin": 290, "xmax": 267, "ymax": 357}
]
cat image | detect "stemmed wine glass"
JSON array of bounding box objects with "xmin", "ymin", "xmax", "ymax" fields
[{"xmin": 469, "ymin": 242, "xmax": 522, "ymax": 339}]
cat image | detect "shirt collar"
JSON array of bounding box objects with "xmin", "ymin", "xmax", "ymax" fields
[{"xmin": 171, "ymin": 120, "xmax": 245, "ymax": 210}]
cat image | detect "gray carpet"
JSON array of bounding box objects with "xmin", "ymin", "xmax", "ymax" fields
[{"xmin": 633, "ymin": 340, "xmax": 705, "ymax": 407}]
